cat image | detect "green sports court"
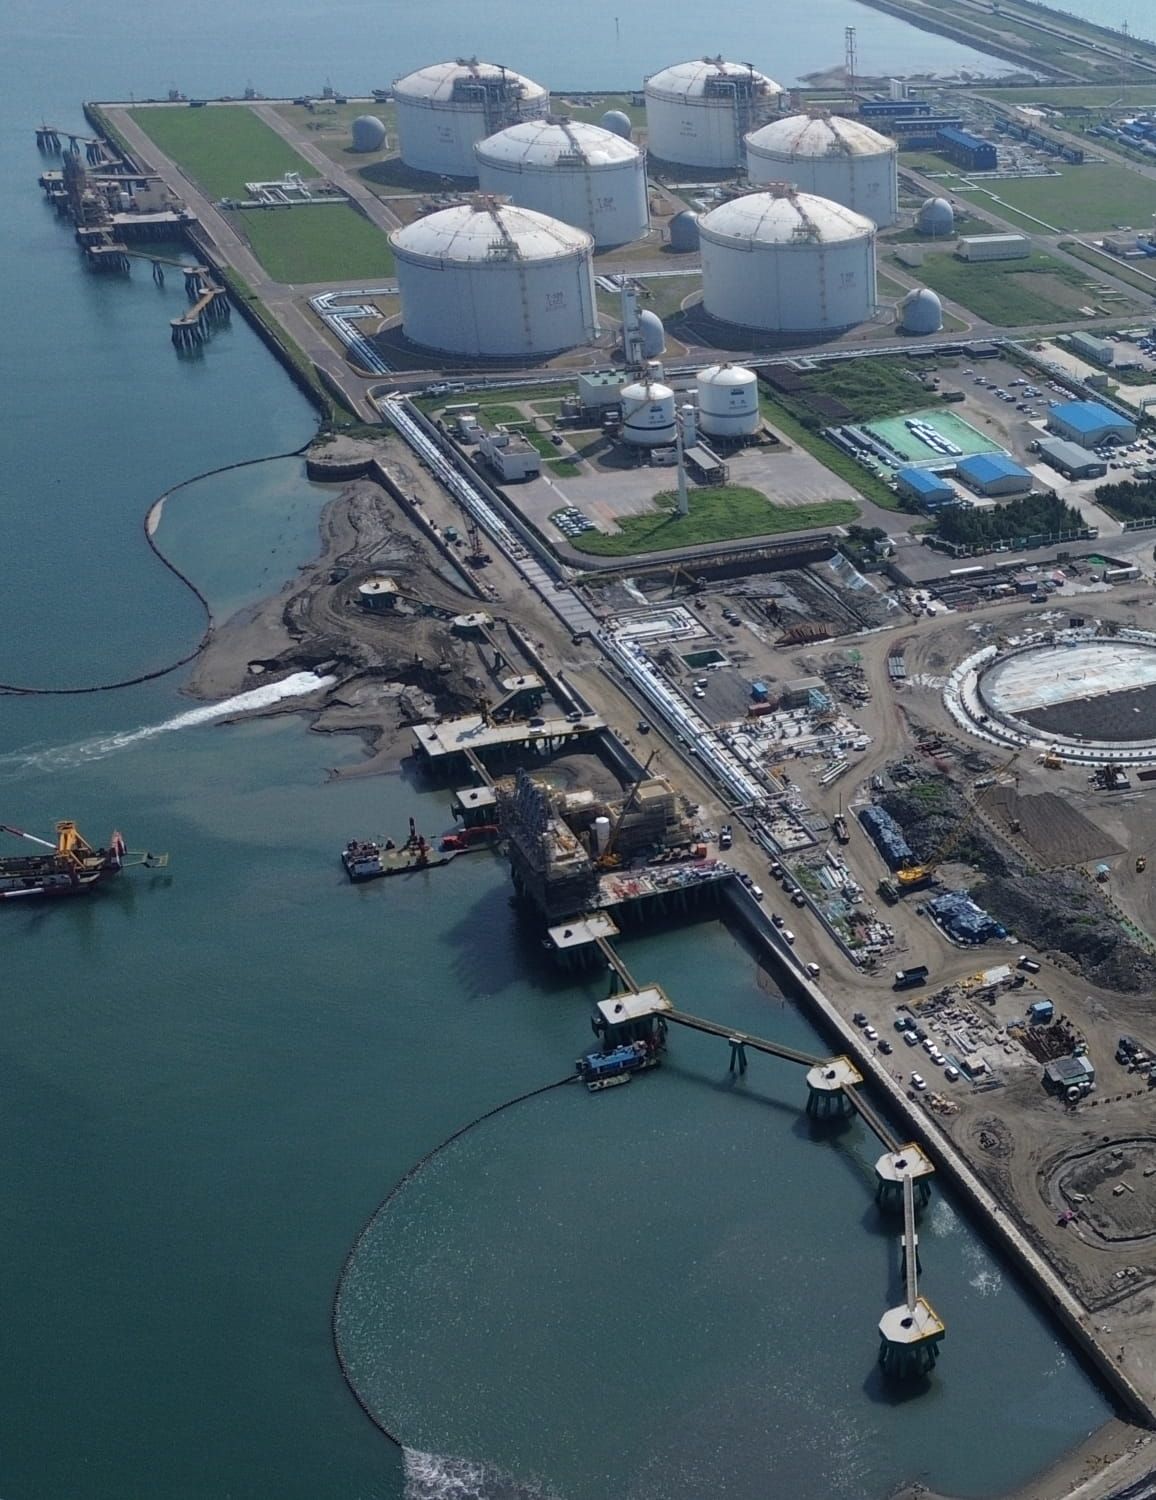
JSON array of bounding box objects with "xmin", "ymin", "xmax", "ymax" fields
[{"xmin": 863, "ymin": 407, "xmax": 1006, "ymax": 468}]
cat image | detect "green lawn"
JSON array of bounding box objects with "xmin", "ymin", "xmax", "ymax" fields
[
  {"xmin": 956, "ymin": 165, "xmax": 1156, "ymax": 233},
  {"xmin": 226, "ymin": 203, "xmax": 393, "ymax": 283},
  {"xmin": 981, "ymin": 86, "xmax": 1156, "ymax": 110},
  {"xmin": 570, "ymin": 487, "xmax": 858, "ymax": 556},
  {"xmin": 900, "ymin": 250, "xmax": 1113, "ymax": 326},
  {"xmin": 130, "ymin": 105, "xmax": 317, "ymax": 198},
  {"xmin": 1061, "ymin": 240, "xmax": 1156, "ymax": 294}
]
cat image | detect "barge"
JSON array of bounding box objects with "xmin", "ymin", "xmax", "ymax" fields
[{"xmin": 0, "ymin": 820, "xmax": 166, "ymax": 900}]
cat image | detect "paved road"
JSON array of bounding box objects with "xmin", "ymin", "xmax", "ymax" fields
[{"xmin": 251, "ymin": 103, "xmax": 404, "ymax": 232}]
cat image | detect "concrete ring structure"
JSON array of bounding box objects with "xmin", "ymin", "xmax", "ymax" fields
[{"xmin": 946, "ymin": 630, "xmax": 1156, "ymax": 765}]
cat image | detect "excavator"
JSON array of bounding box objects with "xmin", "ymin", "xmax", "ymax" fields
[
  {"xmin": 895, "ymin": 749, "xmax": 1020, "ymax": 891},
  {"xmin": 596, "ymin": 753, "xmax": 658, "ymax": 871}
]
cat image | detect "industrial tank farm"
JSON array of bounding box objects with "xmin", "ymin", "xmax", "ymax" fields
[
  {"xmin": 392, "ymin": 59, "xmax": 550, "ymax": 177},
  {"xmin": 644, "ymin": 57, "xmax": 781, "ymax": 169},
  {"xmin": 389, "ymin": 200, "xmax": 598, "ymax": 358},
  {"xmin": 698, "ymin": 186, "xmax": 877, "ymax": 335},
  {"xmin": 744, "ymin": 112, "xmax": 899, "ymax": 227},
  {"xmin": 474, "ymin": 119, "xmax": 649, "ymax": 248}
]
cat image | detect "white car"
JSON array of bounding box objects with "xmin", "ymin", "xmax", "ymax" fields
[
  {"xmin": 864, "ymin": 1025, "xmax": 879, "ymax": 1041},
  {"xmin": 911, "ymin": 1072, "xmax": 928, "ymax": 1092},
  {"xmin": 783, "ymin": 929, "xmax": 796, "ymax": 945},
  {"xmin": 805, "ymin": 961, "xmax": 821, "ymax": 979},
  {"xmin": 904, "ymin": 1031, "xmax": 920, "ymax": 1047}
]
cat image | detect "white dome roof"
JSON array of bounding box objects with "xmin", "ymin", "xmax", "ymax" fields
[
  {"xmin": 393, "ymin": 59, "xmax": 548, "ymax": 104},
  {"xmin": 621, "ymin": 379, "xmax": 673, "ymax": 401},
  {"xmin": 746, "ymin": 113, "xmax": 896, "ymax": 160},
  {"xmin": 646, "ymin": 57, "xmax": 781, "ymax": 101},
  {"xmin": 698, "ymin": 362, "xmax": 757, "ymax": 386},
  {"xmin": 700, "ymin": 188, "xmax": 875, "ymax": 247},
  {"xmin": 391, "ymin": 201, "xmax": 592, "ymax": 264},
  {"xmin": 476, "ymin": 118, "xmax": 640, "ymax": 170}
]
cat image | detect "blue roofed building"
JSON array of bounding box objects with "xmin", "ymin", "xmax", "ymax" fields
[
  {"xmin": 955, "ymin": 452, "xmax": 1033, "ymax": 496},
  {"xmin": 1046, "ymin": 400, "xmax": 1137, "ymax": 448},
  {"xmin": 895, "ymin": 467, "xmax": 958, "ymax": 510},
  {"xmin": 935, "ymin": 126, "xmax": 997, "ymax": 171}
]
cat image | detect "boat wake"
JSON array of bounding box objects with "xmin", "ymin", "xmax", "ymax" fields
[
  {"xmin": 403, "ymin": 1449, "xmax": 561, "ymax": 1500},
  {"xmin": 0, "ymin": 672, "xmax": 335, "ymax": 776}
]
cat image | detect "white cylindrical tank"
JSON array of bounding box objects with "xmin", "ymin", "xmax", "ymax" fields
[
  {"xmin": 475, "ymin": 119, "xmax": 649, "ymax": 247},
  {"xmin": 696, "ymin": 363, "xmax": 760, "ymax": 437},
  {"xmin": 390, "ymin": 201, "xmax": 598, "ymax": 358},
  {"xmin": 680, "ymin": 403, "xmax": 698, "ymax": 446},
  {"xmin": 699, "ymin": 187, "xmax": 877, "ymax": 334},
  {"xmin": 620, "ymin": 380, "xmax": 677, "ymax": 445},
  {"xmin": 393, "ymin": 59, "xmax": 549, "ymax": 177},
  {"xmin": 645, "ymin": 57, "xmax": 782, "ymax": 169},
  {"xmin": 744, "ymin": 113, "xmax": 899, "ymax": 227},
  {"xmin": 592, "ymin": 815, "xmax": 612, "ymax": 853}
]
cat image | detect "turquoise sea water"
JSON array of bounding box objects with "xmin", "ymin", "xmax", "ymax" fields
[{"xmin": 0, "ymin": 2, "xmax": 1131, "ymax": 1496}]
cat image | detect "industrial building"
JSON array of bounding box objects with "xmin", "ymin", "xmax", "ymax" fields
[
  {"xmin": 917, "ymin": 196, "xmax": 954, "ymax": 237},
  {"xmin": 935, "ymin": 126, "xmax": 998, "ymax": 171},
  {"xmin": 957, "ymin": 233, "xmax": 1031, "ymax": 262},
  {"xmin": 477, "ymin": 427, "xmax": 542, "ymax": 480},
  {"xmin": 744, "ymin": 112, "xmax": 899, "ymax": 227},
  {"xmin": 896, "ymin": 467, "xmax": 957, "ymax": 509},
  {"xmin": 474, "ymin": 118, "xmax": 649, "ymax": 247},
  {"xmin": 390, "ymin": 200, "xmax": 598, "ymax": 358},
  {"xmin": 699, "ymin": 186, "xmax": 877, "ymax": 334},
  {"xmin": 695, "ymin": 363, "xmax": 761, "ymax": 439},
  {"xmin": 1046, "ymin": 399, "xmax": 1137, "ymax": 447},
  {"xmin": 644, "ymin": 57, "xmax": 781, "ymax": 169},
  {"xmin": 899, "ymin": 287, "xmax": 943, "ymax": 335},
  {"xmin": 955, "ymin": 453, "xmax": 1033, "ymax": 496},
  {"xmin": 1067, "ymin": 330, "xmax": 1115, "ymax": 367},
  {"xmin": 1035, "ymin": 436, "xmax": 1107, "ymax": 479},
  {"xmin": 392, "ymin": 59, "xmax": 550, "ymax": 177}
]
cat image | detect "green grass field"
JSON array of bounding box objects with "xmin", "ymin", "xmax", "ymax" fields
[
  {"xmin": 226, "ymin": 203, "xmax": 393, "ymax": 283},
  {"xmin": 981, "ymin": 86, "xmax": 1156, "ymax": 110},
  {"xmin": 130, "ymin": 105, "xmax": 317, "ymax": 198},
  {"xmin": 570, "ymin": 487, "xmax": 858, "ymax": 556},
  {"xmin": 1061, "ymin": 240, "xmax": 1156, "ymax": 294},
  {"xmin": 956, "ymin": 165, "xmax": 1156, "ymax": 233},
  {"xmin": 900, "ymin": 250, "xmax": 1113, "ymax": 325}
]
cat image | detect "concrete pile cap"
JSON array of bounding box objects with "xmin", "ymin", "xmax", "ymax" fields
[
  {"xmin": 390, "ymin": 200, "xmax": 593, "ymax": 263},
  {"xmin": 746, "ymin": 112, "xmax": 896, "ymax": 158},
  {"xmin": 393, "ymin": 58, "xmax": 548, "ymax": 102},
  {"xmin": 645, "ymin": 56, "xmax": 781, "ymax": 100},
  {"xmin": 699, "ymin": 188, "xmax": 875, "ymax": 247},
  {"xmin": 476, "ymin": 118, "xmax": 640, "ymax": 168}
]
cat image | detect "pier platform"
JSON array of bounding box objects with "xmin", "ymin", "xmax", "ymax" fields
[{"xmin": 412, "ymin": 711, "xmax": 604, "ymax": 771}]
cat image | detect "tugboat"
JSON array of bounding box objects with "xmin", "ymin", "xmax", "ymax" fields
[
  {"xmin": 576, "ymin": 1039, "xmax": 662, "ymax": 1092},
  {"xmin": 0, "ymin": 821, "xmax": 167, "ymax": 901}
]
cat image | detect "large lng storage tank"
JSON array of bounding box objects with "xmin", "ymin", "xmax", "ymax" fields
[
  {"xmin": 392, "ymin": 59, "xmax": 549, "ymax": 177},
  {"xmin": 644, "ymin": 57, "xmax": 781, "ymax": 169},
  {"xmin": 699, "ymin": 186, "xmax": 877, "ymax": 334},
  {"xmin": 744, "ymin": 113, "xmax": 898, "ymax": 227},
  {"xmin": 474, "ymin": 118, "xmax": 649, "ymax": 247},
  {"xmin": 389, "ymin": 200, "xmax": 598, "ymax": 358}
]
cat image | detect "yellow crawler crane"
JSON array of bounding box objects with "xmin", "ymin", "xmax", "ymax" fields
[{"xmin": 895, "ymin": 749, "xmax": 1019, "ymax": 891}]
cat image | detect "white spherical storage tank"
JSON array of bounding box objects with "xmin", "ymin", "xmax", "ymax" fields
[
  {"xmin": 696, "ymin": 363, "xmax": 760, "ymax": 438},
  {"xmin": 620, "ymin": 381, "xmax": 677, "ymax": 445},
  {"xmin": 699, "ymin": 187, "xmax": 877, "ymax": 334},
  {"xmin": 475, "ymin": 119, "xmax": 649, "ymax": 247},
  {"xmin": 392, "ymin": 59, "xmax": 549, "ymax": 177},
  {"xmin": 645, "ymin": 57, "xmax": 782, "ymax": 169},
  {"xmin": 390, "ymin": 200, "xmax": 598, "ymax": 358},
  {"xmin": 745, "ymin": 113, "xmax": 898, "ymax": 227}
]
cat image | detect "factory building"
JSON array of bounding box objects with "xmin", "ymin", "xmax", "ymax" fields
[
  {"xmin": 392, "ymin": 59, "xmax": 549, "ymax": 177},
  {"xmin": 475, "ymin": 118, "xmax": 649, "ymax": 247},
  {"xmin": 1067, "ymin": 330, "xmax": 1115, "ymax": 367},
  {"xmin": 895, "ymin": 467, "xmax": 958, "ymax": 510},
  {"xmin": 744, "ymin": 112, "xmax": 899, "ymax": 227},
  {"xmin": 957, "ymin": 233, "xmax": 1031, "ymax": 262},
  {"xmin": 935, "ymin": 126, "xmax": 997, "ymax": 171},
  {"xmin": 390, "ymin": 200, "xmax": 597, "ymax": 358},
  {"xmin": 644, "ymin": 57, "xmax": 782, "ymax": 169},
  {"xmin": 1046, "ymin": 399, "xmax": 1137, "ymax": 447},
  {"xmin": 955, "ymin": 453, "xmax": 1033, "ymax": 496},
  {"xmin": 477, "ymin": 427, "xmax": 542, "ymax": 480},
  {"xmin": 1035, "ymin": 437, "xmax": 1107, "ymax": 480},
  {"xmin": 699, "ymin": 186, "xmax": 876, "ymax": 334}
]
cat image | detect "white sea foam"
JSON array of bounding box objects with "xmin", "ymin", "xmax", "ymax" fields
[
  {"xmin": 403, "ymin": 1449, "xmax": 560, "ymax": 1500},
  {"xmin": 1, "ymin": 672, "xmax": 335, "ymax": 775}
]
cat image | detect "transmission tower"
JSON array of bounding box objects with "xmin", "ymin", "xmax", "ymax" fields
[{"xmin": 845, "ymin": 27, "xmax": 859, "ymax": 109}]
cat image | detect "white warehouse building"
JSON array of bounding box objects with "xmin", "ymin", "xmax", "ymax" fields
[
  {"xmin": 645, "ymin": 57, "xmax": 781, "ymax": 169},
  {"xmin": 475, "ymin": 118, "xmax": 649, "ymax": 247},
  {"xmin": 390, "ymin": 200, "xmax": 598, "ymax": 358},
  {"xmin": 744, "ymin": 113, "xmax": 899, "ymax": 227},
  {"xmin": 392, "ymin": 59, "xmax": 550, "ymax": 177},
  {"xmin": 699, "ymin": 187, "xmax": 877, "ymax": 334}
]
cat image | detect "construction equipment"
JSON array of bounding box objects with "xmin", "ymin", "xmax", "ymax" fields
[
  {"xmin": 0, "ymin": 820, "xmax": 167, "ymax": 901},
  {"xmin": 596, "ymin": 753, "xmax": 658, "ymax": 870},
  {"xmin": 1039, "ymin": 749, "xmax": 1063, "ymax": 769},
  {"xmin": 896, "ymin": 750, "xmax": 1019, "ymax": 890},
  {"xmin": 1138, "ymin": 857, "xmax": 1148, "ymax": 875}
]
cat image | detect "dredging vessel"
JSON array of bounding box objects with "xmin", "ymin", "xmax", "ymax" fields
[{"xmin": 0, "ymin": 821, "xmax": 167, "ymax": 900}]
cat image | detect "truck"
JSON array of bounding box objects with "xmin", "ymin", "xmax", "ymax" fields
[
  {"xmin": 893, "ymin": 965, "xmax": 930, "ymax": 991},
  {"xmin": 833, "ymin": 814, "xmax": 849, "ymax": 845}
]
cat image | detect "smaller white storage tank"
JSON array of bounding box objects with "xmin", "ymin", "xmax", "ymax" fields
[
  {"xmin": 744, "ymin": 113, "xmax": 899, "ymax": 227},
  {"xmin": 351, "ymin": 115, "xmax": 387, "ymax": 153},
  {"xmin": 645, "ymin": 57, "xmax": 782, "ymax": 169},
  {"xmin": 601, "ymin": 110, "xmax": 633, "ymax": 140},
  {"xmin": 917, "ymin": 196, "xmax": 954, "ymax": 236},
  {"xmin": 393, "ymin": 59, "xmax": 550, "ymax": 177},
  {"xmin": 620, "ymin": 380, "xmax": 677, "ymax": 445},
  {"xmin": 696, "ymin": 363, "xmax": 760, "ymax": 438},
  {"xmin": 899, "ymin": 287, "xmax": 943, "ymax": 335},
  {"xmin": 669, "ymin": 209, "xmax": 700, "ymax": 252}
]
